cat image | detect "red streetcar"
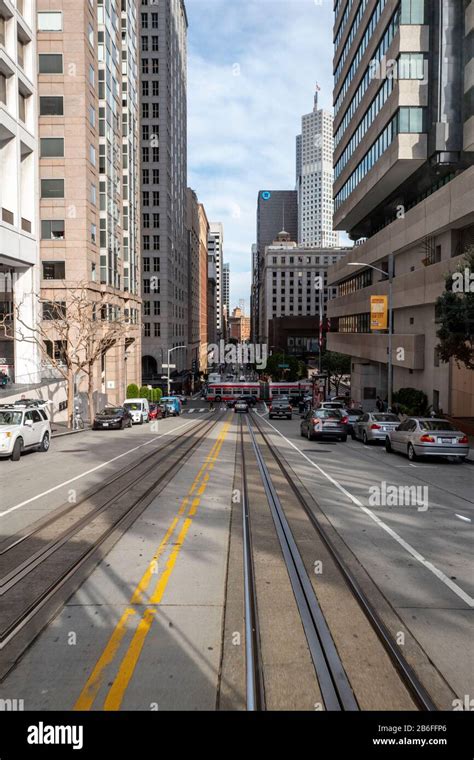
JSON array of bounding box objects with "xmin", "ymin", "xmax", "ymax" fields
[{"xmin": 206, "ymin": 383, "xmax": 261, "ymax": 402}]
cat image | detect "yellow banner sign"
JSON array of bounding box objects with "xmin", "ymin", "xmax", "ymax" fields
[{"xmin": 371, "ymin": 295, "xmax": 388, "ymax": 330}]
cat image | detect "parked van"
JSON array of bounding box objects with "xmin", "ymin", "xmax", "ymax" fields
[
  {"xmin": 123, "ymin": 398, "xmax": 150, "ymax": 425},
  {"xmin": 160, "ymin": 396, "xmax": 182, "ymax": 417}
]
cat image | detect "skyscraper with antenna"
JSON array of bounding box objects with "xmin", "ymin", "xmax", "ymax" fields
[{"xmin": 296, "ymin": 85, "xmax": 339, "ymax": 248}]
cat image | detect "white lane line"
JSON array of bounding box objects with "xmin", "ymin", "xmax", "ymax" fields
[
  {"xmin": 199, "ymin": 408, "xmax": 206, "ymax": 413},
  {"xmin": 257, "ymin": 416, "xmax": 474, "ymax": 609},
  {"xmin": 0, "ymin": 420, "xmax": 198, "ymax": 519},
  {"xmin": 187, "ymin": 409, "xmax": 195, "ymax": 414},
  {"xmin": 456, "ymin": 514, "xmax": 472, "ymax": 523}
]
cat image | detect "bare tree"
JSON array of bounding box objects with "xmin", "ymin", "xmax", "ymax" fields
[{"xmin": 0, "ymin": 282, "xmax": 135, "ymax": 427}]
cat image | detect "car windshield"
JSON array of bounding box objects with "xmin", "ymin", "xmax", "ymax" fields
[
  {"xmin": 314, "ymin": 409, "xmax": 341, "ymax": 418},
  {"xmin": 99, "ymin": 408, "xmax": 122, "ymax": 417},
  {"xmin": 0, "ymin": 411, "xmax": 22, "ymax": 425},
  {"xmin": 124, "ymin": 403, "xmax": 142, "ymax": 411},
  {"xmin": 345, "ymin": 408, "xmax": 364, "ymax": 416},
  {"xmin": 419, "ymin": 420, "xmax": 456, "ymax": 432},
  {"xmin": 373, "ymin": 414, "xmax": 399, "ymax": 422}
]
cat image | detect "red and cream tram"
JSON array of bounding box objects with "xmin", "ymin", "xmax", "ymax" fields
[{"xmin": 206, "ymin": 383, "xmax": 261, "ymax": 402}]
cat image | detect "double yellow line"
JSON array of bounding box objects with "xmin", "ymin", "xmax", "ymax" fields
[{"xmin": 74, "ymin": 420, "xmax": 231, "ymax": 711}]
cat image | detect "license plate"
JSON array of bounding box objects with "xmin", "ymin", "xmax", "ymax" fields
[
  {"xmin": 438, "ymin": 437, "xmax": 452, "ymax": 444},
  {"xmin": 103, "ymin": 423, "xmax": 109, "ymax": 428},
  {"xmin": 325, "ymin": 422, "xmax": 337, "ymax": 427}
]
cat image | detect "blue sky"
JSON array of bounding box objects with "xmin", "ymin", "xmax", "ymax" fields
[{"xmin": 186, "ymin": 0, "xmax": 335, "ymax": 312}]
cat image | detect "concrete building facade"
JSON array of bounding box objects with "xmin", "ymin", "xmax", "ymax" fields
[
  {"xmin": 260, "ymin": 229, "xmax": 349, "ymax": 349},
  {"xmin": 0, "ymin": 0, "xmax": 40, "ymax": 385},
  {"xmin": 140, "ymin": 0, "xmax": 188, "ymax": 381},
  {"xmin": 296, "ymin": 89, "xmax": 339, "ymax": 248},
  {"xmin": 222, "ymin": 261, "xmax": 229, "ymax": 318},
  {"xmin": 328, "ymin": 0, "xmax": 474, "ymax": 414},
  {"xmin": 186, "ymin": 188, "xmax": 209, "ymax": 375},
  {"xmin": 37, "ymin": 0, "xmax": 141, "ymax": 405}
]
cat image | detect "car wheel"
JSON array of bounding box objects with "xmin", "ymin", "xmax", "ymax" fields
[
  {"xmin": 385, "ymin": 437, "xmax": 392, "ymax": 453},
  {"xmin": 39, "ymin": 432, "xmax": 50, "ymax": 452},
  {"xmin": 351, "ymin": 430, "xmax": 356, "ymax": 440},
  {"xmin": 407, "ymin": 443, "xmax": 417, "ymax": 461},
  {"xmin": 340, "ymin": 435, "xmax": 347, "ymax": 442},
  {"xmin": 139, "ymin": 417, "xmax": 144, "ymax": 425},
  {"xmin": 287, "ymin": 415, "xmax": 292, "ymax": 420},
  {"xmin": 307, "ymin": 427, "xmax": 313, "ymax": 442},
  {"xmin": 11, "ymin": 437, "xmax": 23, "ymax": 461},
  {"xmin": 362, "ymin": 431, "xmax": 369, "ymax": 445}
]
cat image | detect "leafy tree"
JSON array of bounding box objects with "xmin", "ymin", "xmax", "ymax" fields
[
  {"xmin": 126, "ymin": 384, "xmax": 139, "ymax": 399},
  {"xmin": 263, "ymin": 352, "xmax": 301, "ymax": 381},
  {"xmin": 436, "ymin": 246, "xmax": 474, "ymax": 370},
  {"xmin": 321, "ymin": 351, "xmax": 351, "ymax": 394},
  {"xmin": 392, "ymin": 388, "xmax": 429, "ymax": 415},
  {"xmin": 139, "ymin": 385, "xmax": 149, "ymax": 400}
]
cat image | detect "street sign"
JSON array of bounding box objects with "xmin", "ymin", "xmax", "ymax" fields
[
  {"xmin": 278, "ymin": 363, "xmax": 289, "ymax": 368},
  {"xmin": 162, "ymin": 364, "xmax": 176, "ymax": 369}
]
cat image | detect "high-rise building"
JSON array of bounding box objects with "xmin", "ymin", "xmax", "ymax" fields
[
  {"xmin": 208, "ymin": 222, "xmax": 224, "ymax": 339},
  {"xmin": 223, "ymin": 262, "xmax": 230, "ymax": 318},
  {"xmin": 207, "ymin": 247, "xmax": 217, "ymax": 348},
  {"xmin": 260, "ymin": 229, "xmax": 349, "ymax": 350},
  {"xmin": 254, "ymin": 190, "xmax": 298, "ymax": 342},
  {"xmin": 327, "ymin": 0, "xmax": 474, "ymax": 414},
  {"xmin": 296, "ymin": 88, "xmax": 339, "ymax": 248},
  {"xmin": 0, "ymin": 0, "xmax": 40, "ymax": 386},
  {"xmin": 186, "ymin": 188, "xmax": 209, "ymax": 375},
  {"xmin": 140, "ymin": 0, "xmax": 188, "ymax": 381},
  {"xmin": 37, "ymin": 0, "xmax": 142, "ymax": 403}
]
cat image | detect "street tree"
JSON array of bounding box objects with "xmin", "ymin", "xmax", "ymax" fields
[
  {"xmin": 436, "ymin": 246, "xmax": 474, "ymax": 370},
  {"xmin": 0, "ymin": 282, "xmax": 134, "ymax": 427},
  {"xmin": 321, "ymin": 350, "xmax": 351, "ymax": 394}
]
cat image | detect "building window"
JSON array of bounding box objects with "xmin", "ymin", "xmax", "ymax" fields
[
  {"xmin": 397, "ymin": 107, "xmax": 424, "ymax": 133},
  {"xmin": 154, "ymin": 301, "xmax": 160, "ymax": 316},
  {"xmin": 143, "ymin": 235, "xmax": 150, "ymax": 250},
  {"xmin": 153, "ymin": 235, "xmax": 159, "ymax": 250},
  {"xmin": 40, "ymin": 137, "xmax": 64, "ymax": 157},
  {"xmin": 42, "ymin": 301, "xmax": 66, "ymax": 320},
  {"xmin": 89, "ymin": 144, "xmax": 96, "ymax": 165},
  {"xmin": 18, "ymin": 91, "xmax": 26, "ymax": 122},
  {"xmin": 90, "ymin": 183, "xmax": 96, "ymax": 205},
  {"xmin": 143, "ymin": 279, "xmax": 150, "ymax": 294},
  {"xmin": 37, "ymin": 12, "xmax": 62, "ymax": 31},
  {"xmin": 143, "ymin": 257, "xmax": 150, "ymax": 272},
  {"xmin": 152, "ymin": 59, "xmax": 159, "ymax": 74},
  {"xmin": 151, "ymin": 36, "xmax": 158, "ymax": 51},
  {"xmin": 42, "ymin": 261, "xmax": 65, "ymax": 280},
  {"xmin": 39, "ymin": 54, "xmax": 63, "ymax": 74},
  {"xmin": 154, "ymin": 323, "xmax": 160, "ymax": 337},
  {"xmin": 144, "ymin": 323, "xmax": 150, "ymax": 337},
  {"xmin": 41, "ymin": 179, "xmax": 64, "ymax": 198},
  {"xmin": 0, "ymin": 73, "xmax": 6, "ymax": 105},
  {"xmin": 143, "ymin": 301, "xmax": 150, "ymax": 316},
  {"xmin": 91, "ymin": 224, "xmax": 97, "ymax": 244},
  {"xmin": 141, "ymin": 36, "xmax": 148, "ymax": 52},
  {"xmin": 41, "ymin": 219, "xmax": 65, "ymax": 239},
  {"xmin": 39, "ymin": 96, "xmax": 64, "ymax": 116},
  {"xmin": 88, "ymin": 23, "xmax": 94, "ymax": 47},
  {"xmin": 89, "ymin": 64, "xmax": 95, "ymax": 86},
  {"xmin": 401, "ymin": 0, "xmax": 425, "ymax": 24}
]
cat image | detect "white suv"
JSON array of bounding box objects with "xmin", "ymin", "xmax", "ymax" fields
[{"xmin": 0, "ymin": 405, "xmax": 51, "ymax": 461}]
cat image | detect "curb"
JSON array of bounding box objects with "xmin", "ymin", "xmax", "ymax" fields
[{"xmin": 51, "ymin": 427, "xmax": 91, "ymax": 439}]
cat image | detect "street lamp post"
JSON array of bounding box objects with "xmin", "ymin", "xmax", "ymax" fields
[
  {"xmin": 164, "ymin": 345, "xmax": 186, "ymax": 396},
  {"xmin": 348, "ymin": 254, "xmax": 394, "ymax": 409}
]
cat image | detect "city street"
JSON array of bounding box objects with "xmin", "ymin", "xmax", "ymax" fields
[{"xmin": 0, "ymin": 399, "xmax": 472, "ymax": 711}]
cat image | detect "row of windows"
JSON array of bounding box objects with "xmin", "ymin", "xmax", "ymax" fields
[
  {"xmin": 337, "ymin": 313, "xmax": 371, "ymax": 333},
  {"xmin": 334, "ymin": 0, "xmax": 357, "ymax": 51},
  {"xmin": 142, "ymin": 191, "xmax": 160, "ymax": 207},
  {"xmin": 141, "ymin": 12, "xmax": 158, "ymax": 29},
  {"xmin": 338, "ymin": 268, "xmax": 373, "ymax": 296},
  {"xmin": 143, "ymin": 257, "xmax": 160, "ymax": 273},
  {"xmin": 141, "ymin": 35, "xmax": 159, "ymax": 52},
  {"xmin": 335, "ymin": 8, "xmax": 400, "ymax": 120},
  {"xmin": 334, "ymin": 0, "xmax": 371, "ymax": 84},
  {"xmin": 143, "ymin": 323, "xmax": 161, "ymax": 337},
  {"xmin": 335, "ymin": 0, "xmax": 388, "ymax": 96},
  {"xmin": 142, "ymin": 147, "xmax": 159, "ymax": 163},
  {"xmin": 141, "ymin": 80, "xmax": 159, "ymax": 97},
  {"xmin": 142, "ymin": 168, "xmax": 160, "ymax": 185},
  {"xmin": 142, "ymin": 102, "xmax": 159, "ymax": 118},
  {"xmin": 141, "ymin": 58, "xmax": 159, "ymax": 75},
  {"xmin": 143, "ymin": 235, "xmax": 160, "ymax": 250},
  {"xmin": 143, "ymin": 301, "xmax": 161, "ymax": 317},
  {"xmin": 142, "ymin": 213, "xmax": 160, "ymax": 228},
  {"xmin": 335, "ymin": 108, "xmax": 424, "ymax": 210},
  {"xmin": 143, "ymin": 279, "xmax": 160, "ymax": 294}
]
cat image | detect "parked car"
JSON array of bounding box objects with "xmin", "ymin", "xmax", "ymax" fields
[
  {"xmin": 385, "ymin": 417, "xmax": 469, "ymax": 461},
  {"xmin": 226, "ymin": 398, "xmax": 237, "ymax": 409},
  {"xmin": 0, "ymin": 405, "xmax": 51, "ymax": 461},
  {"xmin": 318, "ymin": 401, "xmax": 345, "ymax": 412},
  {"xmin": 340, "ymin": 407, "xmax": 365, "ymax": 437},
  {"xmin": 300, "ymin": 408, "xmax": 347, "ymax": 442},
  {"xmin": 148, "ymin": 403, "xmax": 165, "ymax": 421},
  {"xmin": 123, "ymin": 398, "xmax": 150, "ymax": 425},
  {"xmin": 0, "ymin": 371, "xmax": 10, "ymax": 387},
  {"xmin": 353, "ymin": 412, "xmax": 400, "ymax": 444},
  {"xmin": 160, "ymin": 397, "xmax": 182, "ymax": 416},
  {"xmin": 234, "ymin": 399, "xmax": 249, "ymax": 414},
  {"xmin": 269, "ymin": 397, "xmax": 292, "ymax": 420},
  {"xmin": 93, "ymin": 406, "xmax": 132, "ymax": 431}
]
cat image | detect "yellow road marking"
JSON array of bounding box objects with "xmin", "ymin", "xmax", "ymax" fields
[
  {"xmin": 74, "ymin": 420, "xmax": 231, "ymax": 711},
  {"xmin": 101, "ymin": 426, "xmax": 230, "ymax": 710}
]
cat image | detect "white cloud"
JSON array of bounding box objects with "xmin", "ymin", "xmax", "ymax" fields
[{"xmin": 186, "ymin": 0, "xmax": 335, "ymax": 309}]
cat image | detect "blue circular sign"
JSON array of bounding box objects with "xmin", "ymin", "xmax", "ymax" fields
[{"xmin": 261, "ymin": 191, "xmax": 271, "ymax": 200}]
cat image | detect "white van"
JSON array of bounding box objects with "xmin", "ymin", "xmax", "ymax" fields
[{"xmin": 123, "ymin": 398, "xmax": 150, "ymax": 425}]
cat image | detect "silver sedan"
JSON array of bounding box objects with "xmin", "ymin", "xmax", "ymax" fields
[
  {"xmin": 353, "ymin": 412, "xmax": 401, "ymax": 444},
  {"xmin": 385, "ymin": 418, "xmax": 470, "ymax": 461}
]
